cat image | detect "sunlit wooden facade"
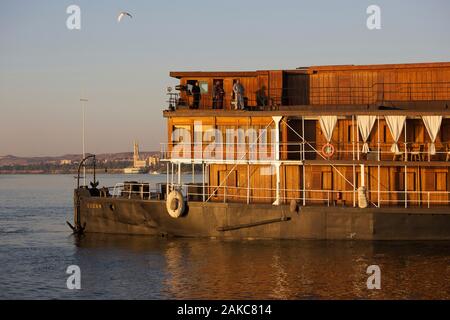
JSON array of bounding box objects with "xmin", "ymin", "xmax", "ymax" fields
[{"xmin": 164, "ymin": 62, "xmax": 450, "ymax": 207}]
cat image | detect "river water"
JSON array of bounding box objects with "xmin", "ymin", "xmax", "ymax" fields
[{"xmin": 0, "ymin": 174, "xmax": 450, "ymax": 299}]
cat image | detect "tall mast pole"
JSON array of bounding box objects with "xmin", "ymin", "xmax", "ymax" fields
[{"xmin": 80, "ymin": 98, "xmax": 88, "ymax": 186}]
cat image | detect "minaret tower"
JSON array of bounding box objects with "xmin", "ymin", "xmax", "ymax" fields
[{"xmin": 133, "ymin": 141, "xmax": 140, "ymax": 167}]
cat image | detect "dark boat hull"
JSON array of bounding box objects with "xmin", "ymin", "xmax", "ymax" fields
[{"xmin": 76, "ymin": 191, "xmax": 450, "ymax": 240}]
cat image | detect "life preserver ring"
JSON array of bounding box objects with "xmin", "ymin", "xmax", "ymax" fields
[
  {"xmin": 166, "ymin": 190, "xmax": 185, "ymax": 218},
  {"xmin": 322, "ymin": 143, "xmax": 335, "ymax": 158}
]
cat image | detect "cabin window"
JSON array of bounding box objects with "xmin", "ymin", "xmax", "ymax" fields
[
  {"xmin": 186, "ymin": 80, "xmax": 208, "ymax": 94},
  {"xmin": 435, "ymin": 172, "xmax": 447, "ymax": 191},
  {"xmin": 383, "ymin": 125, "xmax": 387, "ymax": 143},
  {"xmin": 199, "ymin": 81, "xmax": 209, "ymax": 94}
]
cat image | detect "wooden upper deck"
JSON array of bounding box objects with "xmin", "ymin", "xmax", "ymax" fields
[{"xmin": 166, "ymin": 61, "xmax": 450, "ymax": 114}]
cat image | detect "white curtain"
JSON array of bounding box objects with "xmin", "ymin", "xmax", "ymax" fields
[
  {"xmin": 422, "ymin": 116, "xmax": 442, "ymax": 155},
  {"xmin": 357, "ymin": 115, "xmax": 377, "ymax": 154},
  {"xmin": 385, "ymin": 116, "xmax": 406, "ymax": 154},
  {"xmin": 319, "ymin": 116, "xmax": 338, "ymax": 143}
]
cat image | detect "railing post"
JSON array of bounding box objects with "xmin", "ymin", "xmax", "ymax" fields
[
  {"xmin": 377, "ymin": 116, "xmax": 380, "ymax": 161},
  {"xmin": 378, "ymin": 165, "xmax": 381, "ymax": 208},
  {"xmin": 302, "ymin": 116, "xmax": 305, "ymax": 161},
  {"xmin": 202, "ymin": 162, "xmax": 205, "ymax": 202},
  {"xmin": 353, "ymin": 164, "xmax": 356, "ymax": 207},
  {"xmin": 404, "ymin": 120, "xmax": 408, "ymax": 162},
  {"xmin": 166, "ymin": 163, "xmax": 169, "ymax": 199},
  {"xmin": 357, "ymin": 119, "xmax": 360, "ymax": 161},
  {"xmin": 247, "ymin": 163, "xmax": 250, "ymax": 204},
  {"xmin": 302, "ymin": 165, "xmax": 306, "ymax": 206},
  {"xmin": 272, "ymin": 116, "xmax": 282, "ymax": 205},
  {"xmin": 405, "ymin": 165, "xmax": 408, "ymax": 209},
  {"xmin": 352, "ymin": 115, "xmax": 355, "ymax": 161},
  {"xmin": 171, "ymin": 162, "xmax": 174, "ymax": 190}
]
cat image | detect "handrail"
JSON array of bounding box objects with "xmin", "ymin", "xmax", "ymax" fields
[
  {"xmin": 100, "ymin": 181, "xmax": 450, "ymax": 208},
  {"xmin": 168, "ymin": 81, "xmax": 450, "ymax": 109},
  {"xmin": 76, "ymin": 155, "xmax": 97, "ymax": 189},
  {"xmin": 160, "ymin": 141, "xmax": 450, "ymax": 162}
]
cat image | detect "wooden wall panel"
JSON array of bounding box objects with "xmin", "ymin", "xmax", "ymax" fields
[
  {"xmin": 268, "ymin": 71, "xmax": 283, "ymax": 106},
  {"xmin": 307, "ymin": 65, "xmax": 450, "ymax": 105}
]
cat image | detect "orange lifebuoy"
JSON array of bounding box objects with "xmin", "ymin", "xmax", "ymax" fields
[{"xmin": 322, "ymin": 143, "xmax": 335, "ymax": 158}]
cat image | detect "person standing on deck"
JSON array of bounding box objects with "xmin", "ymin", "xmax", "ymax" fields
[
  {"xmin": 213, "ymin": 81, "xmax": 225, "ymax": 109},
  {"xmin": 191, "ymin": 81, "xmax": 201, "ymax": 109},
  {"xmin": 232, "ymin": 79, "xmax": 245, "ymax": 110}
]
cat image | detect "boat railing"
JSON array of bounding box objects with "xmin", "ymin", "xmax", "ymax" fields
[
  {"xmin": 110, "ymin": 182, "xmax": 163, "ymax": 200},
  {"xmin": 168, "ymin": 82, "xmax": 450, "ymax": 110},
  {"xmin": 102, "ymin": 182, "xmax": 450, "ymax": 208},
  {"xmin": 160, "ymin": 141, "xmax": 450, "ymax": 162},
  {"xmin": 179, "ymin": 184, "xmax": 450, "ymax": 208}
]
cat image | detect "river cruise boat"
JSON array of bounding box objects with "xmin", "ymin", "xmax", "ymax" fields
[{"xmin": 71, "ymin": 61, "xmax": 450, "ymax": 240}]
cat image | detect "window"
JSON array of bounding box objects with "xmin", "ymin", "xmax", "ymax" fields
[
  {"xmin": 186, "ymin": 80, "xmax": 208, "ymax": 94},
  {"xmin": 199, "ymin": 81, "xmax": 208, "ymax": 94}
]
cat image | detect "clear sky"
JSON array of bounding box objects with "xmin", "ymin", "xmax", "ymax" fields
[{"xmin": 1, "ymin": 0, "xmax": 449, "ymax": 156}]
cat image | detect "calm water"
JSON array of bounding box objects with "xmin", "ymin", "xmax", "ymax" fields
[{"xmin": 1, "ymin": 174, "xmax": 450, "ymax": 299}]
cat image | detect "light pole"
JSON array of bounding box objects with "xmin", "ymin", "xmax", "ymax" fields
[{"xmin": 80, "ymin": 98, "xmax": 88, "ymax": 186}]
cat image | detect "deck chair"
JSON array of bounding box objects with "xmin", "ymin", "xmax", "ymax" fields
[{"xmin": 410, "ymin": 144, "xmax": 424, "ymax": 162}]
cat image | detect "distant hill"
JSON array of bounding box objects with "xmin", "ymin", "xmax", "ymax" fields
[{"xmin": 0, "ymin": 152, "xmax": 160, "ymax": 167}]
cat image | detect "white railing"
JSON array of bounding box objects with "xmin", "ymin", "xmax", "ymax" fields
[
  {"xmin": 103, "ymin": 182, "xmax": 450, "ymax": 208},
  {"xmin": 160, "ymin": 142, "xmax": 450, "ymax": 162},
  {"xmin": 110, "ymin": 182, "xmax": 162, "ymax": 200},
  {"xmin": 160, "ymin": 182, "xmax": 450, "ymax": 207}
]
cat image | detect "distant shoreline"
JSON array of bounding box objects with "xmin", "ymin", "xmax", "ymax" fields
[
  {"xmin": 0, "ymin": 169, "xmax": 164, "ymax": 175},
  {"xmin": 0, "ymin": 169, "xmax": 204, "ymax": 175}
]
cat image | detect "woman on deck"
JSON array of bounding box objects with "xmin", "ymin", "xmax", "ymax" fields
[{"xmin": 232, "ymin": 79, "xmax": 245, "ymax": 110}]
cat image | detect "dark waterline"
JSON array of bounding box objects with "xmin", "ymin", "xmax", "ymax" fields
[{"xmin": 1, "ymin": 174, "xmax": 450, "ymax": 299}]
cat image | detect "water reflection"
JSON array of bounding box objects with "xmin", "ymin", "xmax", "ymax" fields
[
  {"xmin": 74, "ymin": 235, "xmax": 450, "ymax": 299},
  {"xmin": 1, "ymin": 175, "xmax": 449, "ymax": 299}
]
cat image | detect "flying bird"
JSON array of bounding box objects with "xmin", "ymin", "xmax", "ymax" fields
[{"xmin": 117, "ymin": 11, "xmax": 133, "ymax": 22}]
